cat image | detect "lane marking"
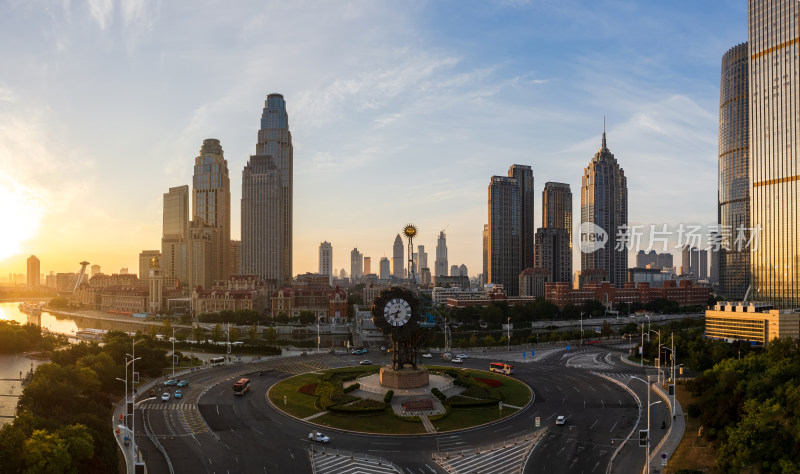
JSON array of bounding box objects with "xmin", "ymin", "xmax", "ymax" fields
[
  {"xmin": 589, "ymin": 419, "xmax": 598, "ymax": 430},
  {"xmin": 609, "ymin": 421, "xmax": 618, "ymax": 432}
]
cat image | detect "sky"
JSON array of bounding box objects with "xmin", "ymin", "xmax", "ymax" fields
[{"xmin": 0, "ymin": 0, "xmax": 748, "ymax": 279}]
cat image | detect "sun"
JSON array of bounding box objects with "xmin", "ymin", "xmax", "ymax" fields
[{"xmin": 0, "ymin": 171, "xmax": 45, "ymax": 260}]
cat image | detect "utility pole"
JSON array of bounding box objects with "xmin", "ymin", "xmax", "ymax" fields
[
  {"xmin": 507, "ymin": 317, "xmax": 510, "ymax": 351},
  {"xmin": 171, "ymin": 328, "xmax": 176, "ymax": 376},
  {"xmin": 672, "ymin": 332, "xmax": 676, "ymax": 417},
  {"xmin": 640, "ymin": 323, "xmax": 644, "ymax": 367}
]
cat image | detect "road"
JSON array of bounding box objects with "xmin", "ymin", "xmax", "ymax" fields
[{"xmin": 133, "ymin": 343, "xmax": 668, "ymax": 473}]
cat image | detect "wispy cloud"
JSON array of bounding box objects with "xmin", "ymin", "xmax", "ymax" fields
[{"xmin": 87, "ymin": 0, "xmax": 113, "ymax": 30}]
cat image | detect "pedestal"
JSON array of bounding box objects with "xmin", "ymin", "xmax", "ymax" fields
[{"xmin": 379, "ymin": 367, "xmax": 430, "ymax": 389}]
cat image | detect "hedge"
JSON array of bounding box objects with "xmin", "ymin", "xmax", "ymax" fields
[
  {"xmin": 384, "ymin": 390, "xmax": 394, "ymax": 404},
  {"xmin": 343, "ymin": 383, "xmax": 360, "ymax": 393}
]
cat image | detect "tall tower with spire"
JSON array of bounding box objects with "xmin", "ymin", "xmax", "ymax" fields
[
  {"xmin": 581, "ymin": 123, "xmax": 628, "ymax": 287},
  {"xmin": 392, "ymin": 235, "xmax": 404, "ymax": 278},
  {"xmin": 192, "ymin": 138, "xmax": 230, "ymax": 283}
]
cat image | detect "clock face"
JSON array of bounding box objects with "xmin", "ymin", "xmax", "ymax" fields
[{"xmin": 383, "ymin": 298, "xmax": 412, "ymax": 327}]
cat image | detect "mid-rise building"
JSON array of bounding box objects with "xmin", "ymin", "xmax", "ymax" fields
[
  {"xmin": 27, "ymin": 255, "xmax": 40, "ymax": 289},
  {"xmin": 90, "ymin": 264, "xmax": 101, "ymax": 277},
  {"xmin": 256, "ymin": 93, "xmax": 293, "ymax": 283},
  {"xmin": 229, "ymin": 240, "xmax": 240, "ymax": 279},
  {"xmin": 718, "ymin": 42, "xmax": 751, "ymax": 299},
  {"xmin": 192, "ymin": 139, "xmax": 230, "ymax": 282},
  {"xmin": 161, "ymin": 185, "xmax": 189, "ymax": 287},
  {"xmin": 194, "ymin": 275, "xmax": 270, "ymax": 314},
  {"xmin": 392, "ymin": 234, "xmax": 404, "ymax": 278},
  {"xmin": 240, "ymin": 154, "xmax": 281, "ymax": 289},
  {"xmin": 581, "ymin": 128, "xmax": 628, "ymax": 287},
  {"xmin": 138, "ymin": 250, "xmax": 161, "ymax": 284},
  {"xmin": 542, "ymin": 182, "xmax": 572, "ymax": 251},
  {"xmin": 418, "ymin": 245, "xmax": 427, "ymax": 273},
  {"xmin": 705, "ymin": 302, "xmax": 799, "ymax": 344},
  {"xmin": 435, "ymin": 231, "xmax": 448, "ymax": 277},
  {"xmin": 636, "ymin": 250, "xmax": 674, "ymax": 270},
  {"xmin": 519, "ymin": 267, "xmax": 550, "ymax": 298}
]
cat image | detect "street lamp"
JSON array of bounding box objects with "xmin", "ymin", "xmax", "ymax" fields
[
  {"xmin": 507, "ymin": 317, "xmax": 511, "ymax": 352},
  {"xmin": 171, "ymin": 328, "xmax": 176, "ymax": 377},
  {"xmin": 649, "ymin": 329, "xmax": 662, "ymax": 381},
  {"xmin": 629, "ymin": 375, "xmax": 660, "ymax": 474},
  {"xmin": 580, "ymin": 312, "xmax": 585, "ymax": 345},
  {"xmin": 127, "ymin": 338, "xmax": 145, "ymax": 463}
]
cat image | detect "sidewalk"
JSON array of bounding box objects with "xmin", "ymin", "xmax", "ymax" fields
[{"xmin": 649, "ymin": 382, "xmax": 685, "ymax": 472}]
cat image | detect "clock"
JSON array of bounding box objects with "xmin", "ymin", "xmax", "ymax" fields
[{"xmin": 384, "ymin": 298, "xmax": 412, "ymax": 327}]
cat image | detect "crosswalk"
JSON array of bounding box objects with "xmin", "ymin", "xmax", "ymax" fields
[
  {"xmin": 310, "ymin": 448, "xmax": 400, "ymax": 474},
  {"xmin": 433, "ymin": 430, "xmax": 545, "ymax": 474}
]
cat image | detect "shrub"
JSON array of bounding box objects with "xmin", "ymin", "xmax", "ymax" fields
[
  {"xmin": 384, "ymin": 390, "xmax": 394, "ymax": 404},
  {"xmin": 431, "ymin": 388, "xmax": 447, "ymax": 402},
  {"xmin": 686, "ymin": 402, "xmax": 701, "ymax": 419},
  {"xmin": 343, "ymin": 383, "xmax": 360, "ymax": 393}
]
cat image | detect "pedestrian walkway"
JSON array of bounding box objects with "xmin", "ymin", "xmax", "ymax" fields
[
  {"xmin": 433, "ymin": 429, "xmax": 545, "ymax": 474},
  {"xmin": 310, "ymin": 447, "xmax": 400, "ymax": 474},
  {"xmin": 650, "ymin": 383, "xmax": 685, "ymax": 472}
]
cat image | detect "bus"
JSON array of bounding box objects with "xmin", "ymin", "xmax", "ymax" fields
[
  {"xmin": 209, "ymin": 357, "xmax": 225, "ymax": 366},
  {"xmin": 233, "ymin": 378, "xmax": 250, "ymax": 395},
  {"xmin": 489, "ymin": 362, "xmax": 514, "ymax": 375}
]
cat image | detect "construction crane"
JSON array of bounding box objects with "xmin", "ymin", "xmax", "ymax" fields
[{"xmin": 71, "ymin": 261, "xmax": 90, "ymax": 294}]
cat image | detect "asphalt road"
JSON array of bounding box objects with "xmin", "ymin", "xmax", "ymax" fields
[{"xmin": 133, "ymin": 344, "xmax": 666, "ymax": 474}]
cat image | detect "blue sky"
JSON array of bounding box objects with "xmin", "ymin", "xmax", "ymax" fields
[{"xmin": 0, "ymin": 0, "xmax": 747, "ymax": 278}]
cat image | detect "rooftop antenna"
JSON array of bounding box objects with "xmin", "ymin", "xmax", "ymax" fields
[{"xmin": 602, "ymin": 116, "xmax": 607, "ymax": 149}]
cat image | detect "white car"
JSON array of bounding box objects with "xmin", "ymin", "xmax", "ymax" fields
[
  {"xmin": 422, "ymin": 353, "xmax": 432, "ymax": 358},
  {"xmin": 451, "ymin": 358, "xmax": 463, "ymax": 364},
  {"xmin": 308, "ymin": 432, "xmax": 330, "ymax": 443},
  {"xmin": 161, "ymin": 392, "xmax": 170, "ymax": 402},
  {"xmin": 556, "ymin": 415, "xmax": 566, "ymax": 425},
  {"xmin": 359, "ymin": 360, "xmax": 372, "ymax": 365},
  {"xmin": 456, "ymin": 353, "xmax": 469, "ymax": 359}
]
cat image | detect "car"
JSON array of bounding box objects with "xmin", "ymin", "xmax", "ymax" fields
[
  {"xmin": 456, "ymin": 353, "xmax": 469, "ymax": 359},
  {"xmin": 359, "ymin": 360, "xmax": 372, "ymax": 365},
  {"xmin": 164, "ymin": 379, "xmax": 179, "ymax": 386},
  {"xmin": 422, "ymin": 353, "xmax": 432, "ymax": 358},
  {"xmin": 176, "ymin": 380, "xmax": 189, "ymax": 387},
  {"xmin": 161, "ymin": 392, "xmax": 170, "ymax": 402},
  {"xmin": 451, "ymin": 358, "xmax": 463, "ymax": 364},
  {"xmin": 174, "ymin": 389, "xmax": 182, "ymax": 399},
  {"xmin": 556, "ymin": 415, "xmax": 566, "ymax": 425},
  {"xmin": 308, "ymin": 432, "xmax": 330, "ymax": 443},
  {"xmin": 380, "ymin": 346, "xmax": 386, "ymax": 351},
  {"xmin": 442, "ymin": 352, "xmax": 452, "ymax": 360},
  {"xmin": 351, "ymin": 348, "xmax": 367, "ymax": 355}
]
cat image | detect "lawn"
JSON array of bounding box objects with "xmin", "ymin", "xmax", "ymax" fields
[
  {"xmin": 462, "ymin": 370, "xmax": 532, "ymax": 407},
  {"xmin": 268, "ymin": 373, "xmax": 325, "ymax": 419},
  {"xmin": 663, "ymin": 383, "xmax": 717, "ymax": 473},
  {"xmin": 313, "ymin": 412, "xmax": 427, "ymax": 435},
  {"xmin": 432, "ymin": 406, "xmax": 519, "ymax": 432}
]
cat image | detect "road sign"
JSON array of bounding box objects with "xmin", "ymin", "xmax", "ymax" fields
[
  {"xmin": 567, "ymin": 345, "xmax": 570, "ymax": 351},
  {"xmin": 522, "ymin": 352, "xmax": 526, "ymax": 358},
  {"xmin": 661, "ymin": 452, "xmax": 667, "ymax": 466},
  {"xmin": 535, "ymin": 417, "xmax": 540, "ymax": 427},
  {"xmin": 531, "ymin": 350, "xmax": 534, "ymax": 357}
]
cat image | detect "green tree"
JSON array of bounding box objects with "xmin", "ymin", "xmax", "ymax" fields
[
  {"xmin": 264, "ymin": 327, "xmax": 278, "ymax": 345},
  {"xmin": 483, "ymin": 335, "xmax": 496, "ymax": 346},
  {"xmin": 192, "ymin": 324, "xmax": 205, "ymax": 342},
  {"xmin": 248, "ymin": 323, "xmax": 259, "ymax": 345},
  {"xmin": 211, "ymin": 323, "xmax": 222, "ymax": 342},
  {"xmin": 468, "ymin": 334, "xmax": 479, "ymax": 347},
  {"xmin": 22, "ymin": 429, "xmax": 71, "ymax": 473},
  {"xmin": 161, "ymin": 318, "xmax": 172, "ymax": 337},
  {"xmin": 601, "ymin": 320, "xmax": 613, "ymax": 338},
  {"xmin": 148, "ymin": 324, "xmax": 158, "ymax": 338},
  {"xmin": 229, "ymin": 326, "xmax": 240, "ymax": 342},
  {"xmin": 298, "ymin": 311, "xmax": 316, "ymax": 325}
]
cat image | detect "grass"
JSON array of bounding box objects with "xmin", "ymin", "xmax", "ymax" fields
[
  {"xmin": 313, "ymin": 412, "xmax": 426, "ymax": 435},
  {"xmin": 268, "ymin": 373, "xmax": 325, "ymax": 419},
  {"xmin": 432, "ymin": 406, "xmax": 519, "ymax": 432},
  {"xmin": 462, "ymin": 370, "xmax": 532, "ymax": 407},
  {"xmin": 664, "ymin": 383, "xmax": 717, "ymax": 473}
]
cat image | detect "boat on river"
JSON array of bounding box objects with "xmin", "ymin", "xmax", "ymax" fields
[{"xmin": 18, "ymin": 302, "xmax": 42, "ymax": 316}]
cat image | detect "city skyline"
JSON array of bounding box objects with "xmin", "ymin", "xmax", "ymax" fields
[{"xmin": 0, "ymin": 1, "xmax": 745, "ymax": 278}]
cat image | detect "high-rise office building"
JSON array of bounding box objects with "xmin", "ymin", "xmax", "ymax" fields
[
  {"xmin": 162, "ymin": 185, "xmax": 189, "ymax": 286},
  {"xmin": 435, "ymin": 231, "xmax": 448, "ymax": 277},
  {"xmin": 418, "ymin": 246, "xmax": 427, "ymax": 273},
  {"xmin": 240, "ymin": 155, "xmax": 281, "ymax": 288},
  {"xmin": 90, "ymin": 265, "xmax": 101, "ymax": 277},
  {"xmin": 351, "ymin": 248, "xmax": 363, "ymax": 281},
  {"xmin": 580, "ymin": 128, "xmax": 628, "ymax": 287},
  {"xmin": 543, "ymin": 182, "xmax": 573, "ymax": 250},
  {"xmin": 139, "ymin": 250, "xmax": 161, "ymax": 284},
  {"xmin": 482, "ymin": 224, "xmax": 489, "ymax": 280},
  {"xmin": 535, "ymin": 228, "xmax": 571, "ymax": 283},
  {"xmin": 718, "ymin": 42, "xmax": 751, "ymax": 299},
  {"xmin": 459, "ymin": 264, "xmax": 468, "ymax": 277},
  {"xmin": 392, "ymin": 234, "xmax": 404, "ymax": 278},
  {"xmin": 187, "ymin": 218, "xmax": 216, "ymax": 289},
  {"xmin": 192, "ymin": 139, "xmax": 230, "ymax": 282},
  {"xmin": 636, "ymin": 250, "xmax": 673, "ymax": 270},
  {"xmin": 319, "ymin": 242, "xmax": 333, "ymax": 283},
  {"xmin": 379, "ymin": 257, "xmax": 390, "ymax": 280},
  {"xmin": 690, "ymin": 247, "xmax": 708, "ymax": 281},
  {"xmin": 27, "ymin": 255, "xmax": 40, "ymax": 289},
  {"xmin": 229, "ymin": 240, "xmax": 240, "ymax": 277},
  {"xmin": 508, "ymin": 165, "xmax": 535, "ymax": 271},
  {"xmin": 488, "ymin": 175, "xmax": 521, "ymax": 295},
  {"xmin": 256, "ymin": 93, "xmax": 293, "ymax": 282},
  {"xmin": 450, "ymin": 265, "xmax": 459, "ymax": 277},
  {"xmin": 749, "ymin": 1, "xmax": 800, "ymax": 307},
  {"xmin": 364, "ymin": 257, "xmax": 371, "ymax": 275}
]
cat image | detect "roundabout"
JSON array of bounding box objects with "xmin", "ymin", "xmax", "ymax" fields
[{"xmin": 267, "ymin": 364, "xmax": 533, "ymax": 435}]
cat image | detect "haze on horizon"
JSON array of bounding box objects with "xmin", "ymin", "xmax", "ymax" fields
[{"xmin": 0, "ymin": 1, "xmax": 745, "ymax": 278}]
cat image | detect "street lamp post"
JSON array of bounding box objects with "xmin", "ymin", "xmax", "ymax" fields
[
  {"xmin": 171, "ymin": 328, "xmax": 176, "ymax": 377},
  {"xmin": 629, "ymin": 375, "xmax": 661, "ymax": 474},
  {"xmin": 640, "ymin": 323, "xmax": 644, "ymax": 367},
  {"xmin": 580, "ymin": 312, "xmax": 584, "ymax": 345},
  {"xmin": 649, "ymin": 329, "xmax": 662, "ymax": 382},
  {"xmin": 507, "ymin": 317, "xmax": 510, "ymax": 351}
]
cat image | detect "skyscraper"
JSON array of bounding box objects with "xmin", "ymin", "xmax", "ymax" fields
[
  {"xmin": 139, "ymin": 250, "xmax": 161, "ymax": 284},
  {"xmin": 435, "ymin": 231, "xmax": 448, "ymax": 277},
  {"xmin": 482, "ymin": 224, "xmax": 489, "ymax": 281},
  {"xmin": 351, "ymin": 248, "xmax": 363, "ymax": 281},
  {"xmin": 418, "ymin": 245, "xmax": 427, "ymax": 272},
  {"xmin": 256, "ymin": 93, "xmax": 293, "ymax": 282},
  {"xmin": 392, "ymin": 235, "xmax": 404, "ymax": 278},
  {"xmin": 379, "ymin": 257, "xmax": 390, "ymax": 280},
  {"xmin": 508, "ymin": 165, "xmax": 535, "ymax": 271},
  {"xmin": 162, "ymin": 185, "xmax": 189, "ymax": 286},
  {"xmin": 192, "ymin": 139, "xmax": 230, "ymax": 282},
  {"xmin": 187, "ymin": 218, "xmax": 215, "ymax": 289},
  {"xmin": 718, "ymin": 42, "xmax": 751, "ymax": 299},
  {"xmin": 543, "ymin": 182, "xmax": 573, "ymax": 250},
  {"xmin": 364, "ymin": 257, "xmax": 371, "ymax": 275},
  {"xmin": 27, "ymin": 255, "xmax": 40, "ymax": 289},
  {"xmin": 319, "ymin": 242, "xmax": 333, "ymax": 283},
  {"xmin": 535, "ymin": 228, "xmax": 571, "ymax": 283},
  {"xmin": 240, "ymin": 155, "xmax": 281, "ymax": 288},
  {"xmin": 488, "ymin": 175, "xmax": 521, "ymax": 295},
  {"xmin": 580, "ymin": 128, "xmax": 628, "ymax": 287}
]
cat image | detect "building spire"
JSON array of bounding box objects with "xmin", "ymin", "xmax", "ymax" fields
[{"xmin": 602, "ymin": 116, "xmax": 607, "ymax": 149}]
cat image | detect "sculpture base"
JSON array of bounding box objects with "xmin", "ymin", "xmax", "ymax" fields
[{"xmin": 379, "ymin": 367, "xmax": 430, "ymax": 389}]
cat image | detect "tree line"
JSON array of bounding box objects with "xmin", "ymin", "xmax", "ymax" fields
[{"xmin": 0, "ymin": 320, "xmax": 66, "ymax": 354}]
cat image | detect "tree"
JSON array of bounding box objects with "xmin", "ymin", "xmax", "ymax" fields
[
  {"xmin": 211, "ymin": 323, "xmax": 222, "ymax": 343},
  {"xmin": 248, "ymin": 324, "xmax": 259, "ymax": 345},
  {"xmin": 148, "ymin": 325, "xmax": 158, "ymax": 338},
  {"xmin": 23, "ymin": 429, "xmax": 71, "ymax": 473},
  {"xmin": 264, "ymin": 327, "xmax": 278, "ymax": 345},
  {"xmin": 192, "ymin": 324, "xmax": 205, "ymax": 343},
  {"xmin": 298, "ymin": 311, "xmax": 316, "ymax": 325},
  {"xmin": 483, "ymin": 335, "xmax": 496, "ymax": 346},
  {"xmin": 601, "ymin": 320, "xmax": 613, "ymax": 338},
  {"xmin": 468, "ymin": 334, "xmax": 479, "ymax": 347},
  {"xmin": 161, "ymin": 319, "xmax": 172, "ymax": 337},
  {"xmin": 229, "ymin": 326, "xmax": 240, "ymax": 343}
]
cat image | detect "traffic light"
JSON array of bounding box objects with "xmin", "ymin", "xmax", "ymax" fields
[
  {"xmin": 639, "ymin": 429, "xmax": 648, "ymax": 447},
  {"xmin": 668, "ymin": 385, "xmax": 675, "ymax": 396}
]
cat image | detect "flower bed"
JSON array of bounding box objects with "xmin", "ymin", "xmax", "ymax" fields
[
  {"xmin": 476, "ymin": 377, "xmax": 502, "ymax": 388},
  {"xmin": 299, "ymin": 383, "xmax": 318, "ymax": 395}
]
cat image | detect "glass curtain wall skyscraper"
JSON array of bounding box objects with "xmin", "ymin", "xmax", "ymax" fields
[
  {"xmin": 543, "ymin": 182, "xmax": 573, "ymax": 250},
  {"xmin": 508, "ymin": 165, "xmax": 535, "ymax": 271},
  {"xmin": 319, "ymin": 241, "xmax": 332, "ymax": 283},
  {"xmin": 719, "ymin": 42, "xmax": 750, "ymax": 299},
  {"xmin": 256, "ymin": 93, "xmax": 293, "ymax": 285},
  {"xmin": 580, "ymin": 129, "xmax": 628, "ymax": 287},
  {"xmin": 488, "ymin": 175, "xmax": 521, "ymax": 295},
  {"xmin": 162, "ymin": 185, "xmax": 189, "ymax": 286},
  {"xmin": 748, "ymin": 0, "xmax": 800, "ymax": 307},
  {"xmin": 240, "ymin": 155, "xmax": 281, "ymax": 289},
  {"xmin": 392, "ymin": 235, "xmax": 404, "ymax": 278},
  {"xmin": 192, "ymin": 138, "xmax": 230, "ymax": 283},
  {"xmin": 435, "ymin": 231, "xmax": 448, "ymax": 277}
]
